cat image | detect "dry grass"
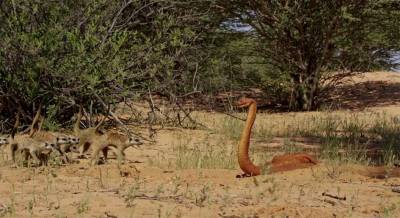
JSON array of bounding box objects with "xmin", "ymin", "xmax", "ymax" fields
[
  {"xmin": 190, "ymin": 107, "xmax": 400, "ymax": 167},
  {"xmin": 1, "ymin": 72, "xmax": 400, "ymax": 217}
]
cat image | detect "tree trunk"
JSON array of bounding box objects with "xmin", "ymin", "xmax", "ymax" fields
[
  {"xmin": 289, "ymin": 73, "xmax": 306, "ymax": 111},
  {"xmin": 289, "ymin": 70, "xmax": 319, "ymax": 111}
]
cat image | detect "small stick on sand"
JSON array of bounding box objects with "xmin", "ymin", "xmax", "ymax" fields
[{"xmin": 322, "ymin": 192, "xmax": 346, "ymax": 201}]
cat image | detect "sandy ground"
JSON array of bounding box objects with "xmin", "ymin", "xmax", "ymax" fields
[
  {"xmin": 1, "ymin": 135, "xmax": 400, "ymax": 218},
  {"xmin": 1, "ymin": 71, "xmax": 400, "ymax": 218}
]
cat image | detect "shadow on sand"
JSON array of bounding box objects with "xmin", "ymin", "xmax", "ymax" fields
[{"xmin": 324, "ymin": 81, "xmax": 400, "ymax": 110}]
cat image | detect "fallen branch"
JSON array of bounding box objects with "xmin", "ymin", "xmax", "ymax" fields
[
  {"xmin": 72, "ymin": 189, "xmax": 120, "ymax": 195},
  {"xmin": 93, "ymin": 93, "xmax": 154, "ymax": 143},
  {"xmin": 322, "ymin": 192, "xmax": 346, "ymax": 201},
  {"xmin": 129, "ymin": 194, "xmax": 184, "ymax": 204},
  {"xmin": 175, "ymin": 101, "xmax": 209, "ymax": 130},
  {"xmin": 177, "ymin": 91, "xmax": 201, "ymax": 98},
  {"xmin": 94, "ymin": 93, "xmax": 130, "ymax": 133}
]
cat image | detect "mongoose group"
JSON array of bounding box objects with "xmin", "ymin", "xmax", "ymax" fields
[
  {"xmin": 1, "ymin": 99, "xmax": 318, "ymax": 177},
  {"xmin": 0, "ymin": 106, "xmax": 142, "ymax": 167}
]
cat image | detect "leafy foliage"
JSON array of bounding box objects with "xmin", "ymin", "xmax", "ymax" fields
[
  {"xmin": 0, "ymin": 0, "xmax": 222, "ymax": 128},
  {"xmin": 0, "ymin": 0, "xmax": 399, "ymax": 130},
  {"xmin": 216, "ymin": 0, "xmax": 400, "ymax": 110}
]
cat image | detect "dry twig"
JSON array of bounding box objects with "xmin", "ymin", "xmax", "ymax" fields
[{"xmin": 322, "ymin": 192, "xmax": 346, "ymax": 201}]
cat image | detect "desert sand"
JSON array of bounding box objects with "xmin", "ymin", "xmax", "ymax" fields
[{"xmin": 1, "ymin": 71, "xmax": 400, "ymax": 218}]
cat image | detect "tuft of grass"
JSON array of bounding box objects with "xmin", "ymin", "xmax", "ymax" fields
[
  {"xmin": 45, "ymin": 152, "xmax": 64, "ymax": 167},
  {"xmin": 148, "ymin": 151, "xmax": 173, "ymax": 170},
  {"xmin": 382, "ymin": 203, "xmax": 397, "ymax": 218},
  {"xmin": 2, "ymin": 185, "xmax": 17, "ymax": 217},
  {"xmin": 124, "ymin": 175, "xmax": 144, "ymax": 207},
  {"xmin": 76, "ymin": 195, "xmax": 90, "ymax": 215},
  {"xmin": 194, "ymin": 184, "xmax": 210, "ymax": 207},
  {"xmin": 215, "ymin": 117, "xmax": 243, "ymax": 141},
  {"xmin": 174, "ymin": 137, "xmax": 237, "ymax": 170},
  {"xmin": 369, "ymin": 114, "xmax": 400, "ymax": 166}
]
